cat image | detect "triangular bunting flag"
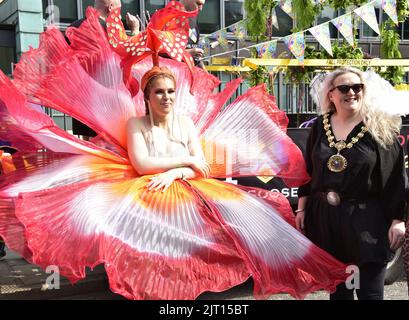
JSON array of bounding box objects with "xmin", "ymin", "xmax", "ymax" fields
[
  {"xmin": 308, "ymin": 23, "xmax": 333, "ymax": 56},
  {"xmin": 283, "ymin": 32, "xmax": 305, "ymax": 64},
  {"xmin": 229, "ymin": 21, "xmax": 246, "ymax": 41},
  {"xmin": 200, "ymin": 37, "xmax": 211, "ymax": 56},
  {"xmin": 382, "ymin": 0, "xmax": 398, "ymax": 25},
  {"xmin": 255, "ymin": 40, "xmax": 277, "ymax": 59},
  {"xmin": 331, "ymin": 13, "xmax": 355, "ymax": 46},
  {"xmin": 272, "ymin": 8, "xmax": 279, "ymax": 29},
  {"xmin": 354, "ymin": 3, "xmax": 380, "ymax": 34},
  {"xmin": 279, "ymin": 0, "xmax": 294, "ymax": 19},
  {"xmin": 209, "ymin": 31, "xmax": 217, "ymax": 40},
  {"xmin": 217, "ymin": 30, "xmax": 228, "ymax": 48}
]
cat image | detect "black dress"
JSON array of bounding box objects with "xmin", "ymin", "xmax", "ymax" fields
[{"xmin": 298, "ymin": 114, "xmax": 407, "ymax": 265}]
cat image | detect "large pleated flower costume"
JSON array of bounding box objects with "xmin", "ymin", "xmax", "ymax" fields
[{"xmin": 0, "ymin": 2, "xmax": 348, "ymax": 299}]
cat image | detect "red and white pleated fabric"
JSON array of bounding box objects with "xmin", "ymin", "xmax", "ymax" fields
[{"xmin": 0, "ymin": 3, "xmax": 348, "ymax": 300}]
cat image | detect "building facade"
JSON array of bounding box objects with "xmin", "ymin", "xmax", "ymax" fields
[{"xmin": 1, "ymin": 0, "xmax": 409, "ymax": 129}]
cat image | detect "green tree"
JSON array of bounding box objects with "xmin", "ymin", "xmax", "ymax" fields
[
  {"xmin": 292, "ymin": 0, "xmax": 322, "ymax": 32},
  {"xmin": 325, "ymin": 0, "xmax": 368, "ymax": 10},
  {"xmin": 379, "ymin": 21, "xmax": 404, "ymax": 85},
  {"xmin": 244, "ymin": 0, "xmax": 277, "ymax": 41}
]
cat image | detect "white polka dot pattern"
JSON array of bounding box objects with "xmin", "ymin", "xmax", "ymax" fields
[{"xmin": 105, "ymin": 2, "xmax": 198, "ymax": 71}]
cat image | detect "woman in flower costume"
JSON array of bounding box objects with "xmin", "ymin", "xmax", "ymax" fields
[{"xmin": 0, "ymin": 1, "xmax": 347, "ymax": 299}]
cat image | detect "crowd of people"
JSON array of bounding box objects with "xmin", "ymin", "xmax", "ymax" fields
[{"xmin": 0, "ymin": 0, "xmax": 408, "ymax": 300}]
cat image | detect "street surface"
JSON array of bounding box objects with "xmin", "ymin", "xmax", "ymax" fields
[{"xmin": 1, "ymin": 248, "xmax": 407, "ymax": 300}]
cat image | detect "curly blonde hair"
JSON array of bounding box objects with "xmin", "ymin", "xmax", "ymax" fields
[{"xmin": 313, "ymin": 67, "xmax": 401, "ymax": 149}]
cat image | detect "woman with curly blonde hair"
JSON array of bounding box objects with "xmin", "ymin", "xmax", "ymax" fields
[
  {"xmin": 295, "ymin": 67, "xmax": 407, "ymax": 300},
  {"xmin": 316, "ymin": 67, "xmax": 402, "ymax": 148}
]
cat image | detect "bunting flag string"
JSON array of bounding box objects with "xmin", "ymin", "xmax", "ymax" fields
[
  {"xmin": 202, "ymin": 19, "xmax": 248, "ymax": 44},
  {"xmin": 201, "ymin": 0, "xmax": 398, "ymax": 65}
]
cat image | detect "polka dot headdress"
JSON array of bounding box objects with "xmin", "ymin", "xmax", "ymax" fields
[{"xmin": 106, "ymin": 1, "xmax": 198, "ymax": 96}]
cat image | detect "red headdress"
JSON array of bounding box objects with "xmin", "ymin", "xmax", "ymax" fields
[
  {"xmin": 106, "ymin": 1, "xmax": 198, "ymax": 96},
  {"xmin": 140, "ymin": 66, "xmax": 176, "ymax": 93}
]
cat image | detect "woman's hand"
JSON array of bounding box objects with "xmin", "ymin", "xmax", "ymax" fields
[
  {"xmin": 295, "ymin": 210, "xmax": 305, "ymax": 234},
  {"xmin": 389, "ymin": 219, "xmax": 406, "ymax": 251},
  {"xmin": 146, "ymin": 171, "xmax": 178, "ymax": 193},
  {"xmin": 188, "ymin": 156, "xmax": 210, "ymax": 178},
  {"xmin": 126, "ymin": 12, "xmax": 140, "ymax": 35}
]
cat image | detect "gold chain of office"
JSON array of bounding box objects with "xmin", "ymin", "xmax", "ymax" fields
[{"xmin": 323, "ymin": 113, "xmax": 368, "ymax": 173}]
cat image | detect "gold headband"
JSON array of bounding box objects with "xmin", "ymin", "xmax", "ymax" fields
[{"xmin": 140, "ymin": 66, "xmax": 176, "ymax": 92}]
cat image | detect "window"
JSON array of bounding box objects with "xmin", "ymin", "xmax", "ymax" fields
[
  {"xmin": 0, "ymin": 25, "xmax": 15, "ymax": 76},
  {"xmin": 402, "ymin": 21, "xmax": 409, "ymax": 40},
  {"xmin": 145, "ymin": 0, "xmax": 165, "ymax": 16},
  {"xmin": 121, "ymin": 0, "xmax": 140, "ymax": 16},
  {"xmin": 53, "ymin": 0, "xmax": 78, "ymax": 23},
  {"xmin": 271, "ymin": 6, "xmax": 293, "ymax": 37},
  {"xmin": 224, "ymin": 0, "xmax": 244, "ymax": 27},
  {"xmin": 121, "ymin": 0, "xmax": 140, "ymax": 29},
  {"xmin": 42, "ymin": 0, "xmax": 49, "ymax": 20},
  {"xmin": 198, "ymin": 0, "xmax": 220, "ymax": 34},
  {"xmin": 82, "ymin": 0, "xmax": 94, "ymax": 15},
  {"xmin": 0, "ymin": 47, "xmax": 14, "ymax": 76}
]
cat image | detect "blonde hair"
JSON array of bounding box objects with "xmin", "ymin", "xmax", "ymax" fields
[
  {"xmin": 316, "ymin": 67, "xmax": 401, "ymax": 149},
  {"xmin": 142, "ymin": 67, "xmax": 176, "ymax": 115},
  {"xmin": 141, "ymin": 68, "xmax": 185, "ymax": 151}
]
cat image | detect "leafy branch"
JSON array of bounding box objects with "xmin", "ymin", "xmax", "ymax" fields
[
  {"xmin": 325, "ymin": 0, "xmax": 368, "ymax": 10},
  {"xmin": 244, "ymin": 0, "xmax": 277, "ymax": 41},
  {"xmin": 378, "ymin": 21, "xmax": 404, "ymax": 85},
  {"xmin": 292, "ymin": 0, "xmax": 323, "ymax": 32}
]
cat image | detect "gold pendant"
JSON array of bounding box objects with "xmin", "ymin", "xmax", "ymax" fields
[{"xmin": 327, "ymin": 154, "xmax": 347, "ymax": 173}]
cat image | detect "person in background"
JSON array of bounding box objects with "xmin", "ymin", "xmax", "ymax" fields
[
  {"xmin": 295, "ymin": 67, "xmax": 407, "ymax": 300},
  {"xmin": 180, "ymin": 0, "xmax": 206, "ymax": 69}
]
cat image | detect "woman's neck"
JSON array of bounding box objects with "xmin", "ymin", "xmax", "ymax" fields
[
  {"xmin": 151, "ymin": 113, "xmax": 170, "ymax": 128},
  {"xmin": 332, "ymin": 109, "xmax": 362, "ymax": 125}
]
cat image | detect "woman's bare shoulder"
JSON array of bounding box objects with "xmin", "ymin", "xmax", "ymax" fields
[
  {"xmin": 127, "ymin": 116, "xmax": 149, "ymax": 131},
  {"xmin": 178, "ymin": 115, "xmax": 195, "ymax": 127}
]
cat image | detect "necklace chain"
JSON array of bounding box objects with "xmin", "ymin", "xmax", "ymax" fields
[{"xmin": 323, "ymin": 113, "xmax": 368, "ymax": 152}]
